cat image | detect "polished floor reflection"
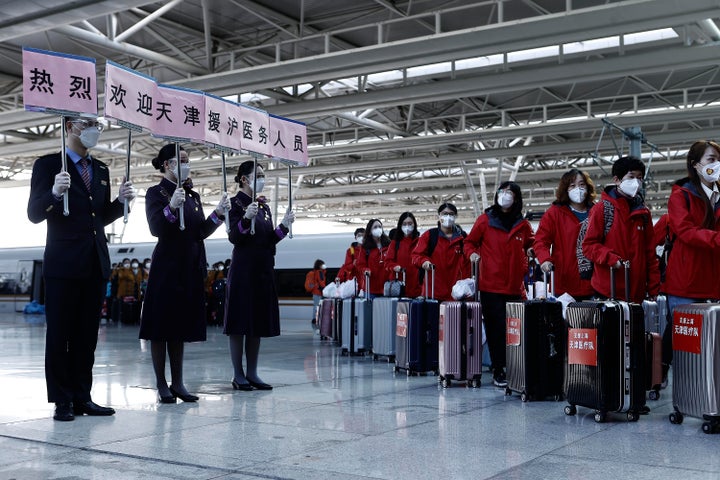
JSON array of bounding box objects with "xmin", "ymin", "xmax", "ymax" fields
[{"xmin": 0, "ymin": 309, "xmax": 717, "ymax": 480}]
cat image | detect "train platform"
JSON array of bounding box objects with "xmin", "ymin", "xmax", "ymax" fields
[{"xmin": 0, "ymin": 309, "xmax": 717, "ymax": 480}]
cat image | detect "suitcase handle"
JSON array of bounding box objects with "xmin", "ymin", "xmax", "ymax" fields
[
  {"xmin": 365, "ymin": 271, "xmax": 371, "ymax": 299},
  {"xmin": 609, "ymin": 261, "xmax": 630, "ymax": 301},
  {"xmin": 424, "ymin": 265, "xmax": 435, "ymax": 300},
  {"xmin": 471, "ymin": 258, "xmax": 479, "ymax": 302},
  {"xmin": 542, "ymin": 268, "xmax": 555, "ymax": 299}
]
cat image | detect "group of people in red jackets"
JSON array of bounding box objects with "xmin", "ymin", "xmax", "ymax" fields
[{"xmin": 335, "ymin": 143, "xmax": 720, "ymax": 389}]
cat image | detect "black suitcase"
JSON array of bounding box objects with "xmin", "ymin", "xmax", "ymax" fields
[
  {"xmin": 394, "ymin": 268, "xmax": 439, "ymax": 376},
  {"xmin": 505, "ymin": 271, "xmax": 566, "ymax": 401},
  {"xmin": 564, "ymin": 264, "xmax": 646, "ymax": 422}
]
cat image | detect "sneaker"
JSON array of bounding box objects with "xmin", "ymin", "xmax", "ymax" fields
[{"xmin": 492, "ymin": 371, "xmax": 508, "ymax": 388}]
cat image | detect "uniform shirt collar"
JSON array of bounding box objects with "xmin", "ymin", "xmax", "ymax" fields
[
  {"xmin": 66, "ymin": 148, "xmax": 88, "ymax": 166},
  {"xmin": 700, "ymin": 181, "xmax": 719, "ymax": 203}
]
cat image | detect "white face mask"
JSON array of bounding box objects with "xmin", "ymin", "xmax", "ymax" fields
[
  {"xmin": 321, "ymin": 264, "xmax": 327, "ymax": 270},
  {"xmin": 145, "ymin": 263, "xmax": 151, "ymax": 269},
  {"xmin": 618, "ymin": 178, "xmax": 641, "ymax": 198},
  {"xmin": 440, "ymin": 214, "xmax": 455, "ymax": 228},
  {"xmin": 371, "ymin": 227, "xmax": 383, "ymax": 238},
  {"xmin": 123, "ymin": 263, "xmax": 130, "ymax": 268},
  {"xmin": 498, "ymin": 192, "xmax": 514, "ymax": 209},
  {"xmin": 698, "ymin": 161, "xmax": 720, "ymax": 183},
  {"xmin": 247, "ymin": 175, "xmax": 265, "ymax": 193},
  {"xmin": 355, "ymin": 236, "xmax": 363, "ymax": 244},
  {"xmin": 217, "ymin": 265, "xmax": 224, "ymax": 271},
  {"xmin": 401, "ymin": 225, "xmax": 414, "ymax": 236},
  {"xmin": 568, "ymin": 187, "xmax": 586, "ymax": 204},
  {"xmin": 131, "ymin": 262, "xmax": 138, "ymax": 268},
  {"xmin": 168, "ymin": 160, "xmax": 190, "ymax": 181},
  {"xmin": 77, "ymin": 127, "xmax": 101, "ymax": 148}
]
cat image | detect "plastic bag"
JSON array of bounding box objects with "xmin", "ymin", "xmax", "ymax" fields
[
  {"xmin": 451, "ymin": 278, "xmax": 476, "ymax": 300},
  {"xmin": 556, "ymin": 292, "xmax": 576, "ymax": 319},
  {"xmin": 322, "ymin": 282, "xmax": 338, "ymax": 298},
  {"xmin": 336, "ymin": 279, "xmax": 358, "ymax": 299}
]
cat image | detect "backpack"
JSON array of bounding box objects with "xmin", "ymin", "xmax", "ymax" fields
[
  {"xmin": 576, "ymin": 200, "xmax": 614, "ymax": 280},
  {"xmin": 304, "ymin": 270, "xmax": 316, "ymax": 294}
]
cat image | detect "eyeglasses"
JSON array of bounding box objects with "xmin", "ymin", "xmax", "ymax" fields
[{"xmin": 71, "ymin": 120, "xmax": 104, "ymax": 132}]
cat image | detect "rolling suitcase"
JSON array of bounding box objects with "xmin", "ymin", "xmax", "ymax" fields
[
  {"xmin": 372, "ymin": 297, "xmax": 398, "ymax": 362},
  {"xmin": 564, "ymin": 263, "xmax": 646, "ymax": 423},
  {"xmin": 505, "ymin": 270, "xmax": 565, "ymax": 402},
  {"xmin": 642, "ymin": 298, "xmax": 664, "ymax": 400},
  {"xmin": 669, "ymin": 303, "xmax": 720, "ymax": 434},
  {"xmin": 318, "ymin": 298, "xmax": 335, "ymax": 340},
  {"xmin": 438, "ymin": 260, "xmax": 483, "ymax": 388},
  {"xmin": 341, "ymin": 272, "xmax": 372, "ymax": 356},
  {"xmin": 394, "ymin": 268, "xmax": 439, "ymax": 376}
]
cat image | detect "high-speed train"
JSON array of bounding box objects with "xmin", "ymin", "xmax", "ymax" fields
[{"xmin": 0, "ymin": 233, "xmax": 351, "ymax": 319}]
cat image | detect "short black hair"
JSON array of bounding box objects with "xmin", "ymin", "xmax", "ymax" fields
[
  {"xmin": 354, "ymin": 228, "xmax": 365, "ymax": 236},
  {"xmin": 437, "ymin": 202, "xmax": 458, "ymax": 215},
  {"xmin": 612, "ymin": 156, "xmax": 645, "ymax": 180}
]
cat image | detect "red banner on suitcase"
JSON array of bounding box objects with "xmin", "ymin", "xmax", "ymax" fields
[
  {"xmin": 396, "ymin": 312, "xmax": 408, "ymax": 338},
  {"xmin": 568, "ymin": 328, "xmax": 598, "ymax": 366},
  {"xmin": 506, "ymin": 317, "xmax": 521, "ymax": 346},
  {"xmin": 673, "ymin": 311, "xmax": 703, "ymax": 354}
]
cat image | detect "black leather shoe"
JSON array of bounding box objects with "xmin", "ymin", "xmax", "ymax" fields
[
  {"xmin": 232, "ymin": 379, "xmax": 253, "ymax": 391},
  {"xmin": 158, "ymin": 394, "xmax": 177, "ymax": 404},
  {"xmin": 169, "ymin": 387, "xmax": 199, "ymax": 402},
  {"xmin": 54, "ymin": 403, "xmax": 74, "ymax": 421},
  {"xmin": 73, "ymin": 401, "xmax": 115, "ymax": 416},
  {"xmin": 248, "ymin": 379, "xmax": 273, "ymax": 390}
]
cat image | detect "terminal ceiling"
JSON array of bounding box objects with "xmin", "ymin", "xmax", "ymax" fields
[{"xmin": 1, "ymin": 0, "xmax": 720, "ymax": 228}]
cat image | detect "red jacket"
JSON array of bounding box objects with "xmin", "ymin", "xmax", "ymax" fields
[
  {"xmin": 337, "ymin": 243, "xmax": 360, "ymax": 282},
  {"xmin": 306, "ymin": 269, "xmax": 326, "ymax": 296},
  {"xmin": 385, "ymin": 237, "xmax": 422, "ymax": 298},
  {"xmin": 653, "ymin": 213, "xmax": 670, "ymax": 248},
  {"xmin": 412, "ymin": 226, "xmax": 470, "ymax": 302},
  {"xmin": 464, "ymin": 210, "xmax": 534, "ymax": 296},
  {"xmin": 533, "ymin": 203, "xmax": 594, "ymax": 297},
  {"xmin": 356, "ymin": 244, "xmax": 390, "ymax": 295},
  {"xmin": 664, "ymin": 180, "xmax": 720, "ymax": 299},
  {"xmin": 581, "ymin": 187, "xmax": 660, "ymax": 303}
]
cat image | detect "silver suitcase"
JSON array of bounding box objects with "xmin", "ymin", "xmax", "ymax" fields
[
  {"xmin": 669, "ymin": 303, "xmax": 720, "ymax": 434},
  {"xmin": 643, "ymin": 294, "xmax": 667, "ymax": 336},
  {"xmin": 372, "ymin": 297, "xmax": 398, "ymax": 362}
]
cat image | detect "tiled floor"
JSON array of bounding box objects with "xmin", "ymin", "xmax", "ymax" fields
[{"xmin": 0, "ymin": 310, "xmax": 717, "ymax": 480}]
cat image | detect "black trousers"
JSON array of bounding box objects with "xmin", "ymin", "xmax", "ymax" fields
[
  {"xmin": 44, "ymin": 268, "xmax": 105, "ymax": 404},
  {"xmin": 480, "ymin": 291, "xmax": 521, "ymax": 374}
]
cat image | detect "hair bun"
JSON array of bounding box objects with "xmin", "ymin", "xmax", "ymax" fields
[{"xmin": 151, "ymin": 156, "xmax": 162, "ymax": 170}]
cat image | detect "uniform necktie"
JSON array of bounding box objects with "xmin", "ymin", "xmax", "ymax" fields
[{"xmin": 79, "ymin": 158, "xmax": 91, "ymax": 191}]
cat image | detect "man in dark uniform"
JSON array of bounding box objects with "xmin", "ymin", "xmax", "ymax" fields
[{"xmin": 27, "ymin": 117, "xmax": 136, "ymax": 421}]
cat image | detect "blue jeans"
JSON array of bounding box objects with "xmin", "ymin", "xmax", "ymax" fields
[{"xmin": 312, "ymin": 294, "xmax": 321, "ymax": 322}]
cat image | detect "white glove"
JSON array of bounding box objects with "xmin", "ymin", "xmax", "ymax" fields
[
  {"xmin": 281, "ymin": 209, "xmax": 295, "ymax": 228},
  {"xmin": 118, "ymin": 178, "xmax": 137, "ymax": 201},
  {"xmin": 540, "ymin": 261, "xmax": 553, "ymax": 273},
  {"xmin": 214, "ymin": 193, "xmax": 231, "ymax": 216},
  {"xmin": 52, "ymin": 171, "xmax": 71, "ymax": 197},
  {"xmin": 469, "ymin": 252, "xmax": 480, "ymax": 263},
  {"xmin": 244, "ymin": 202, "xmax": 258, "ymax": 220},
  {"xmin": 169, "ymin": 188, "xmax": 185, "ymax": 210}
]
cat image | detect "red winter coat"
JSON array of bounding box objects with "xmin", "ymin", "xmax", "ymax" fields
[
  {"xmin": 464, "ymin": 210, "xmax": 534, "ymax": 296},
  {"xmin": 385, "ymin": 236, "xmax": 422, "ymax": 298},
  {"xmin": 336, "ymin": 243, "xmax": 360, "ymax": 282},
  {"xmin": 533, "ymin": 203, "xmax": 594, "ymax": 298},
  {"xmin": 581, "ymin": 187, "xmax": 660, "ymax": 303},
  {"xmin": 412, "ymin": 226, "xmax": 470, "ymax": 302},
  {"xmin": 653, "ymin": 213, "xmax": 670, "ymax": 248},
  {"xmin": 356, "ymin": 244, "xmax": 390, "ymax": 295},
  {"xmin": 664, "ymin": 179, "xmax": 720, "ymax": 299}
]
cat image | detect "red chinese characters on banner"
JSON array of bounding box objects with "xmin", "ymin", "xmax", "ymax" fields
[
  {"xmin": 506, "ymin": 317, "xmax": 521, "ymax": 346},
  {"xmin": 396, "ymin": 312, "xmax": 408, "ymax": 338},
  {"xmin": 568, "ymin": 328, "xmax": 597, "ymax": 366},
  {"xmin": 23, "ymin": 47, "xmax": 97, "ymax": 116},
  {"xmin": 673, "ymin": 311, "xmax": 703, "ymax": 354}
]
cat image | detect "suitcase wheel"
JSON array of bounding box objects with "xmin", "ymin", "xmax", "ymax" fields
[
  {"xmin": 372, "ymin": 354, "xmax": 378, "ymax": 361},
  {"xmin": 594, "ymin": 411, "xmax": 607, "ymax": 423},
  {"xmin": 504, "ymin": 387, "xmax": 512, "ymax": 397},
  {"xmin": 387, "ymin": 355, "xmax": 395, "ymax": 364},
  {"xmin": 648, "ymin": 390, "xmax": 660, "ymax": 401},
  {"xmin": 702, "ymin": 422, "xmax": 714, "ymax": 434},
  {"xmin": 553, "ymin": 394, "xmax": 563, "ymax": 402},
  {"xmin": 564, "ymin": 405, "xmax": 576, "ymax": 416},
  {"xmin": 520, "ymin": 391, "xmax": 529, "ymax": 403},
  {"xmin": 467, "ymin": 377, "xmax": 481, "ymax": 389},
  {"xmin": 669, "ymin": 410, "xmax": 683, "ymax": 425},
  {"xmin": 441, "ymin": 378, "xmax": 451, "ymax": 388},
  {"xmin": 627, "ymin": 411, "xmax": 639, "ymax": 422},
  {"xmin": 393, "ymin": 365, "xmax": 400, "ymax": 373}
]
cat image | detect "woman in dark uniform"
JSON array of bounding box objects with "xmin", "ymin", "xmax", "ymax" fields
[
  {"xmin": 224, "ymin": 160, "xmax": 294, "ymax": 390},
  {"xmin": 140, "ymin": 143, "xmax": 230, "ymax": 403}
]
